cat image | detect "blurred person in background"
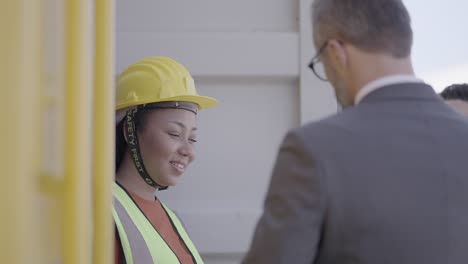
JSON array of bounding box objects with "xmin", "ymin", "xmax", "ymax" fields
[{"xmin": 440, "ymin": 83, "xmax": 468, "ymax": 117}]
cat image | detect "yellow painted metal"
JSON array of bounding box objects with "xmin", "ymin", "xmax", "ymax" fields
[
  {"xmin": 63, "ymin": 0, "xmax": 93, "ymax": 263},
  {"xmin": 0, "ymin": 0, "xmax": 42, "ymax": 263},
  {"xmin": 1, "ymin": 0, "xmax": 117, "ymax": 262},
  {"xmin": 93, "ymin": 0, "xmax": 115, "ymax": 263},
  {"xmin": 37, "ymin": 1, "xmax": 66, "ymax": 262}
]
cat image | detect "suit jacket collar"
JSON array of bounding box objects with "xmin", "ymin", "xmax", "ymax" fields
[
  {"xmin": 359, "ymin": 82, "xmax": 440, "ymax": 104},
  {"xmin": 355, "ymin": 75, "xmax": 424, "ymax": 104}
]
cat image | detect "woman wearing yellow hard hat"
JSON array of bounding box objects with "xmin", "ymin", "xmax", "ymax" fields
[{"xmin": 113, "ymin": 56, "xmax": 217, "ymax": 264}]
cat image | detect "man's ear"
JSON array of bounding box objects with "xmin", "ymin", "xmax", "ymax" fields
[{"xmin": 327, "ymin": 39, "xmax": 348, "ymax": 68}]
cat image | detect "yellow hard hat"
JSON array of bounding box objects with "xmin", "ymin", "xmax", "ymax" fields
[{"xmin": 116, "ymin": 56, "xmax": 218, "ymax": 111}]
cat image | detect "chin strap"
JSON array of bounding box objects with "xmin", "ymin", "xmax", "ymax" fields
[{"xmin": 125, "ymin": 108, "xmax": 168, "ymax": 190}]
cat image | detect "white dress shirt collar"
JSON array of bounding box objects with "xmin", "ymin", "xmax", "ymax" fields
[{"xmin": 354, "ymin": 75, "xmax": 424, "ymax": 105}]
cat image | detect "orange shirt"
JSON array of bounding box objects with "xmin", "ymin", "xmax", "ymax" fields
[{"xmin": 115, "ymin": 190, "xmax": 195, "ymax": 264}]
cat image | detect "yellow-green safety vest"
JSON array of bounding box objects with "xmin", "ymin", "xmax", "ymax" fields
[{"xmin": 112, "ymin": 182, "xmax": 204, "ymax": 264}]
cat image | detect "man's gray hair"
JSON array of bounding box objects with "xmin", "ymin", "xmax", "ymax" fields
[{"xmin": 311, "ymin": 0, "xmax": 413, "ymax": 58}]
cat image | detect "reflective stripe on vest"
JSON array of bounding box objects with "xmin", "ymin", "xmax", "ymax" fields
[{"xmin": 112, "ymin": 182, "xmax": 204, "ymax": 264}]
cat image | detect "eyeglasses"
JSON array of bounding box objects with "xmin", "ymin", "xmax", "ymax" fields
[{"xmin": 308, "ymin": 41, "xmax": 329, "ymax": 82}]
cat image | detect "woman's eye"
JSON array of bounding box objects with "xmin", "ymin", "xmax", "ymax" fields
[
  {"xmin": 168, "ymin": 132, "xmax": 180, "ymax": 137},
  {"xmin": 189, "ymin": 138, "xmax": 197, "ymax": 143}
]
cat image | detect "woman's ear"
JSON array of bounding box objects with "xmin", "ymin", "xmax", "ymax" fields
[{"xmin": 122, "ymin": 121, "xmax": 129, "ymax": 144}]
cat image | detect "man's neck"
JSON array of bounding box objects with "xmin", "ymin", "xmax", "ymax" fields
[{"xmin": 349, "ymin": 54, "xmax": 414, "ymax": 99}]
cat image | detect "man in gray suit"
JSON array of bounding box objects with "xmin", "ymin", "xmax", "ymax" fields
[{"xmin": 242, "ymin": 0, "xmax": 468, "ymax": 263}]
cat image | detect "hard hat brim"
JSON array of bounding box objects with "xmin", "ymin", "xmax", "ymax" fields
[{"xmin": 116, "ymin": 95, "xmax": 218, "ymax": 111}]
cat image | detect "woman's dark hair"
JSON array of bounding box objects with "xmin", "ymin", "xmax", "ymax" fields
[
  {"xmin": 440, "ymin": 83, "xmax": 468, "ymax": 103},
  {"xmin": 115, "ymin": 110, "xmax": 150, "ymax": 172},
  {"xmin": 115, "ymin": 119, "xmax": 126, "ymax": 172}
]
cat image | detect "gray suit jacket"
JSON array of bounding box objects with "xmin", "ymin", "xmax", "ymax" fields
[{"xmin": 242, "ymin": 83, "xmax": 468, "ymax": 264}]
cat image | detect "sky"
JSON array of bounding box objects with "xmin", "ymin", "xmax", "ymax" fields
[{"xmin": 405, "ymin": 0, "xmax": 468, "ymax": 92}]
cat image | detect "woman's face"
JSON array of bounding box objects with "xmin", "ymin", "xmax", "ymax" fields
[{"xmin": 137, "ymin": 108, "xmax": 197, "ymax": 187}]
